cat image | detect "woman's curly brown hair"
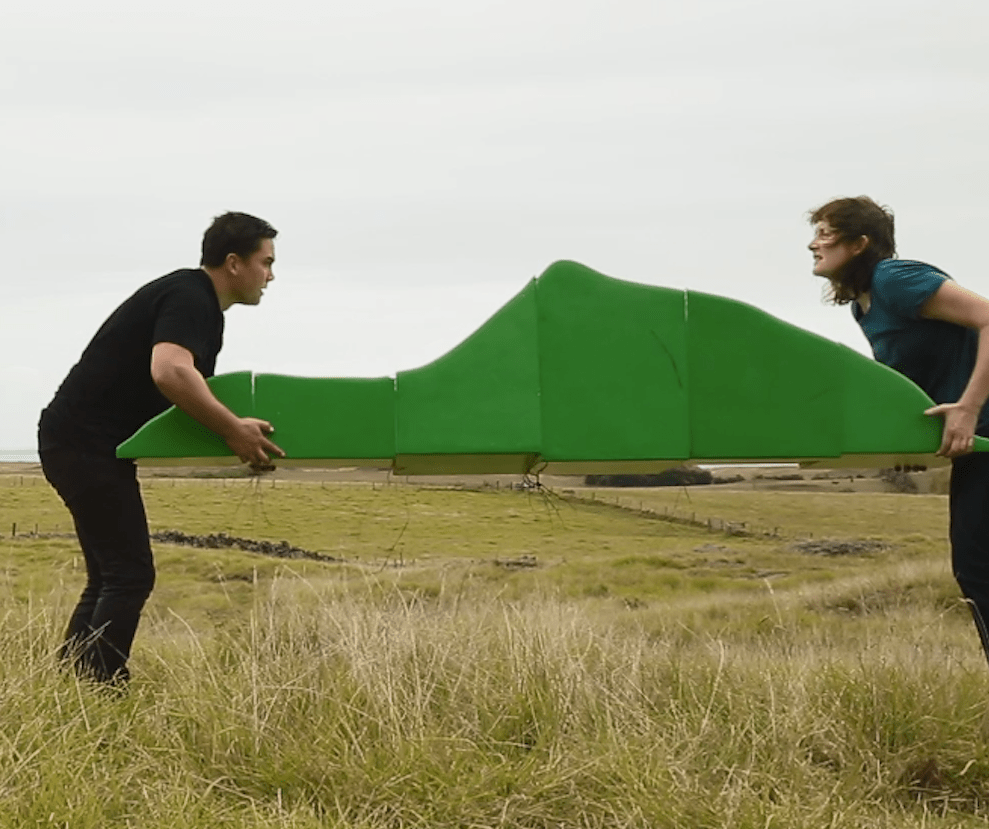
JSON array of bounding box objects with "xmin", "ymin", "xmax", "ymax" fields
[{"xmin": 809, "ymin": 196, "xmax": 896, "ymax": 304}]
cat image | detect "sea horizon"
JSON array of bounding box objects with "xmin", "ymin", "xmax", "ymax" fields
[{"xmin": 0, "ymin": 449, "xmax": 40, "ymax": 463}]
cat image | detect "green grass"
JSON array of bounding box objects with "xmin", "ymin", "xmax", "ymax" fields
[{"xmin": 1, "ymin": 472, "xmax": 988, "ymax": 827}]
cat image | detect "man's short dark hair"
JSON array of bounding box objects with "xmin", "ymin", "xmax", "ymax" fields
[{"xmin": 200, "ymin": 212, "xmax": 278, "ymax": 268}]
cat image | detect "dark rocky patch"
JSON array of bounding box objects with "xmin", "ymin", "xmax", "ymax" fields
[
  {"xmin": 790, "ymin": 538, "xmax": 888, "ymax": 556},
  {"xmin": 151, "ymin": 530, "xmax": 340, "ymax": 563}
]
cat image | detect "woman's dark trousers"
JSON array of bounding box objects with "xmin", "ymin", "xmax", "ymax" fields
[{"xmin": 950, "ymin": 450, "xmax": 989, "ymax": 666}]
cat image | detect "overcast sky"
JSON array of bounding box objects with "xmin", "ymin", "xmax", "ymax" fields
[{"xmin": 3, "ymin": 0, "xmax": 988, "ymax": 450}]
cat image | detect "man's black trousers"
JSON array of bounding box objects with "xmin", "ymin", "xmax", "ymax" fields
[{"xmin": 40, "ymin": 447, "xmax": 155, "ymax": 684}]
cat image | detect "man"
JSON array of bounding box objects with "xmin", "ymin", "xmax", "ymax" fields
[{"xmin": 38, "ymin": 212, "xmax": 285, "ymax": 686}]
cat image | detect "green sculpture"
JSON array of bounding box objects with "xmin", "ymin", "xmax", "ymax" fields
[{"xmin": 117, "ymin": 261, "xmax": 989, "ymax": 472}]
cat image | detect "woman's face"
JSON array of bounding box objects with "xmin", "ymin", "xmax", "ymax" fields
[{"xmin": 808, "ymin": 222, "xmax": 864, "ymax": 280}]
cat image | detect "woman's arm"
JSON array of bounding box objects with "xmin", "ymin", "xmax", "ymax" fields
[{"xmin": 920, "ymin": 281, "xmax": 989, "ymax": 457}]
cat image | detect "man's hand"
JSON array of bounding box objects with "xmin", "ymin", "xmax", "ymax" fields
[
  {"xmin": 223, "ymin": 417, "xmax": 285, "ymax": 466},
  {"xmin": 925, "ymin": 402, "xmax": 979, "ymax": 458}
]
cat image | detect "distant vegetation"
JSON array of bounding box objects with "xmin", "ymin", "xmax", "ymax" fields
[
  {"xmin": 1, "ymin": 471, "xmax": 986, "ymax": 828},
  {"xmin": 585, "ymin": 465, "xmax": 714, "ymax": 487}
]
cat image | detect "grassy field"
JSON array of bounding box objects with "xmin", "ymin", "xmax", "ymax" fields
[{"xmin": 2, "ymin": 469, "xmax": 989, "ymax": 827}]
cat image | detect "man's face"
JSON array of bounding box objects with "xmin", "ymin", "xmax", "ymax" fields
[{"xmin": 231, "ymin": 238, "xmax": 275, "ymax": 305}]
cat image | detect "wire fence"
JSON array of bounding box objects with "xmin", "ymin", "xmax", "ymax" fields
[{"xmin": 0, "ymin": 472, "xmax": 793, "ymax": 542}]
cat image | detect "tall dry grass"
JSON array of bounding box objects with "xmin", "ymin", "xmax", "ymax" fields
[
  {"xmin": 2, "ymin": 475, "xmax": 989, "ymax": 826},
  {"xmin": 2, "ymin": 576, "xmax": 989, "ymax": 827}
]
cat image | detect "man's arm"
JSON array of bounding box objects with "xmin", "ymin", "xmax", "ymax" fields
[
  {"xmin": 920, "ymin": 281, "xmax": 989, "ymax": 458},
  {"xmin": 150, "ymin": 342, "xmax": 285, "ymax": 465}
]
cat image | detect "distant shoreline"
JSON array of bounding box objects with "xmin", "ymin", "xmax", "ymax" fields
[{"xmin": 0, "ymin": 450, "xmax": 39, "ymax": 463}]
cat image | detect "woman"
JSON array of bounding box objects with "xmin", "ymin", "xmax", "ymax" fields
[{"xmin": 808, "ymin": 196, "xmax": 989, "ymax": 662}]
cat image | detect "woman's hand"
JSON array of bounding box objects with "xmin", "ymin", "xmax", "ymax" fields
[{"xmin": 925, "ymin": 401, "xmax": 979, "ymax": 458}]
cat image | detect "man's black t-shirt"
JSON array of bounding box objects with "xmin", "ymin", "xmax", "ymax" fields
[{"xmin": 39, "ymin": 269, "xmax": 224, "ymax": 455}]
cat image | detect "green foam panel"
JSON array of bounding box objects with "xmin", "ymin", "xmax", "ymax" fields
[{"xmin": 117, "ymin": 262, "xmax": 988, "ymax": 471}]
